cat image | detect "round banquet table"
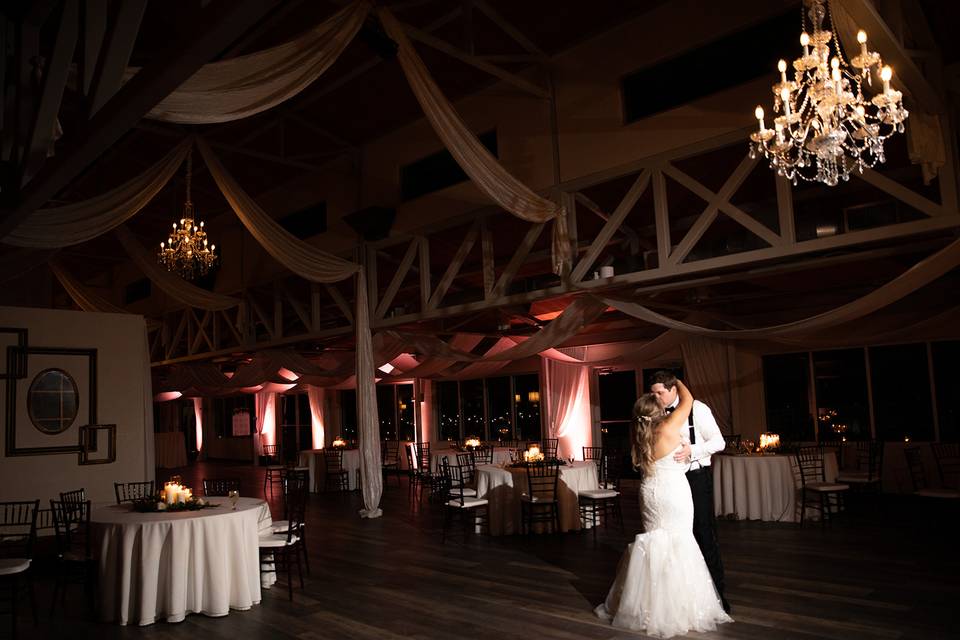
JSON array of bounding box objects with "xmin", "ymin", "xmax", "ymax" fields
[
  {"xmin": 297, "ymin": 448, "xmax": 361, "ymax": 492},
  {"xmin": 712, "ymin": 452, "xmax": 839, "ymax": 523},
  {"xmin": 475, "ymin": 461, "xmax": 599, "ymax": 535},
  {"xmin": 430, "ymin": 447, "xmax": 514, "ymax": 473},
  {"xmin": 91, "ymin": 497, "xmax": 273, "ymax": 625}
]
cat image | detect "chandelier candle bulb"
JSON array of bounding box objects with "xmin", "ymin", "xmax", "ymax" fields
[
  {"xmin": 881, "ymin": 65, "xmax": 892, "ymax": 94},
  {"xmin": 800, "ymin": 31, "xmax": 809, "ymax": 56},
  {"xmin": 755, "ymin": 106, "xmax": 765, "ymax": 131},
  {"xmin": 858, "ymin": 29, "xmax": 868, "ymax": 56},
  {"xmin": 778, "ymin": 59, "xmax": 787, "ymax": 84}
]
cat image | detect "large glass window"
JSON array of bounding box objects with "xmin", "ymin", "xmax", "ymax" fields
[
  {"xmin": 278, "ymin": 393, "xmax": 312, "ymax": 456},
  {"xmin": 437, "ymin": 381, "xmax": 460, "ymax": 441},
  {"xmin": 514, "ymin": 374, "xmax": 542, "ymax": 441},
  {"xmin": 486, "ymin": 377, "xmax": 511, "ymax": 442},
  {"xmin": 763, "ymin": 353, "xmax": 814, "ymax": 442},
  {"xmin": 397, "ymin": 384, "xmax": 415, "ymax": 441},
  {"xmin": 460, "ymin": 379, "xmax": 485, "ymax": 440},
  {"xmin": 870, "ymin": 344, "xmax": 933, "ymax": 441},
  {"xmin": 599, "ymin": 370, "xmax": 636, "ymax": 455},
  {"xmin": 813, "ymin": 349, "xmax": 870, "ymax": 442},
  {"xmin": 376, "ymin": 385, "xmax": 397, "ymax": 440},
  {"xmin": 211, "ymin": 394, "xmax": 254, "ymax": 438},
  {"xmin": 933, "ymin": 341, "xmax": 960, "ymax": 442},
  {"xmin": 340, "ymin": 390, "xmax": 357, "ymax": 442}
]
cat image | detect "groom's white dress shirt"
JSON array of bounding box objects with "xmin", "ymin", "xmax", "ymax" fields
[{"xmin": 668, "ymin": 396, "xmax": 725, "ymax": 470}]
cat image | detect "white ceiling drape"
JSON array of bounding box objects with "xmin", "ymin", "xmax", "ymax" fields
[{"xmin": 136, "ymin": 1, "xmax": 371, "ymax": 124}]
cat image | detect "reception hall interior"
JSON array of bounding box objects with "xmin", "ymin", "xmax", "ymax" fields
[{"xmin": 1, "ymin": 0, "xmax": 959, "ymax": 637}]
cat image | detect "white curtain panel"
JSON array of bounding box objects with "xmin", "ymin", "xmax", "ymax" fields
[
  {"xmin": 377, "ymin": 6, "xmax": 571, "ymax": 274},
  {"xmin": 114, "ymin": 224, "xmax": 240, "ymax": 311},
  {"xmin": 598, "ymin": 237, "xmax": 960, "ymax": 339},
  {"xmin": 254, "ymin": 390, "xmax": 277, "ymax": 459},
  {"xmin": 679, "ymin": 337, "xmax": 733, "ymax": 434},
  {"xmin": 355, "ymin": 267, "xmax": 383, "ymax": 518},
  {"xmin": 2, "ymin": 140, "xmax": 190, "ymax": 247},
  {"xmin": 192, "ymin": 398, "xmax": 204, "ymax": 453},
  {"xmin": 196, "ymin": 138, "xmax": 359, "ymax": 283},
  {"xmin": 543, "ymin": 358, "xmax": 592, "ymax": 460},
  {"xmin": 136, "ymin": 1, "xmax": 370, "ymax": 124},
  {"xmin": 307, "ymin": 385, "xmax": 326, "ymax": 450}
]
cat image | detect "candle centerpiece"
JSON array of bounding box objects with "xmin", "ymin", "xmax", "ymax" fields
[
  {"xmin": 758, "ymin": 433, "xmax": 781, "ymax": 455},
  {"xmin": 464, "ymin": 437, "xmax": 481, "ymax": 449},
  {"xmin": 135, "ymin": 477, "xmax": 212, "ymax": 512},
  {"xmin": 331, "ymin": 436, "xmax": 347, "ymax": 448},
  {"xmin": 523, "ymin": 445, "xmax": 544, "ymax": 463}
]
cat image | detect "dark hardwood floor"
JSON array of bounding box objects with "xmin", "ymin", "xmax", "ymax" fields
[{"xmin": 13, "ymin": 460, "xmax": 958, "ymax": 639}]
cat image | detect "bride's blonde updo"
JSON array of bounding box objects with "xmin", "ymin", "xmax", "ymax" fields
[{"xmin": 632, "ymin": 393, "xmax": 665, "ymax": 476}]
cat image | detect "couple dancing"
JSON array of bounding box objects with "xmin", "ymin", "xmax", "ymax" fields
[{"xmin": 595, "ymin": 371, "xmax": 732, "ymax": 638}]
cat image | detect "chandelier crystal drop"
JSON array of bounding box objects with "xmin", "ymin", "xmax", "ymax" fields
[
  {"xmin": 158, "ymin": 148, "xmax": 218, "ymax": 280},
  {"xmin": 750, "ymin": 0, "xmax": 908, "ymax": 187}
]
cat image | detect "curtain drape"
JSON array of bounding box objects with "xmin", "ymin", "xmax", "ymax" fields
[
  {"xmin": 254, "ymin": 390, "xmax": 276, "ymax": 459},
  {"xmin": 307, "ymin": 385, "xmax": 326, "ymax": 450},
  {"xmin": 50, "ymin": 260, "xmax": 128, "ymax": 314},
  {"xmin": 3, "ymin": 140, "xmax": 190, "ymax": 247},
  {"xmin": 679, "ymin": 337, "xmax": 733, "ymax": 434},
  {"xmin": 196, "ymin": 138, "xmax": 359, "ymax": 283},
  {"xmin": 356, "ymin": 266, "xmax": 383, "ymax": 518},
  {"xmin": 115, "ymin": 224, "xmax": 240, "ymax": 311},
  {"xmin": 378, "ymin": 7, "xmax": 570, "ymax": 274},
  {"xmin": 192, "ymin": 398, "xmax": 204, "ymax": 453},
  {"xmin": 597, "ymin": 237, "xmax": 960, "ymax": 339},
  {"xmin": 542, "ymin": 358, "xmax": 592, "ymax": 460},
  {"xmin": 136, "ymin": 2, "xmax": 370, "ymax": 124}
]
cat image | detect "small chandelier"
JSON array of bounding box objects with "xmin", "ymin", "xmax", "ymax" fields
[
  {"xmin": 158, "ymin": 148, "xmax": 217, "ymax": 280},
  {"xmin": 750, "ymin": 0, "xmax": 908, "ymax": 187}
]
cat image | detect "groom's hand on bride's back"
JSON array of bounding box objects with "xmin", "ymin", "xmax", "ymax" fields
[{"xmin": 674, "ymin": 442, "xmax": 692, "ymax": 462}]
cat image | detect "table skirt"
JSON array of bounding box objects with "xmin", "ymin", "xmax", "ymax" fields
[
  {"xmin": 92, "ymin": 497, "xmax": 272, "ymax": 625},
  {"xmin": 298, "ymin": 449, "xmax": 361, "ymax": 492}
]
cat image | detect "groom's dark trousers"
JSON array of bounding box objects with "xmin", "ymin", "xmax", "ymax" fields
[{"xmin": 686, "ymin": 466, "xmax": 726, "ymax": 605}]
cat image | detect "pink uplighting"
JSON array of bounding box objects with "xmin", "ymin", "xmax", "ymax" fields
[
  {"xmin": 193, "ymin": 398, "xmax": 203, "ymax": 452},
  {"xmin": 154, "ymin": 391, "xmax": 183, "ymax": 402},
  {"xmin": 255, "ymin": 391, "xmax": 277, "ymax": 448},
  {"xmin": 278, "ymin": 367, "xmax": 299, "ymax": 381}
]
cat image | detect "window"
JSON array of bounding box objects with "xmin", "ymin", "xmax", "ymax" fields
[
  {"xmin": 933, "ymin": 341, "xmax": 960, "ymax": 442},
  {"xmin": 279, "ymin": 393, "xmax": 312, "ymax": 455},
  {"xmin": 763, "ymin": 353, "xmax": 814, "ymax": 442},
  {"xmin": 212, "ymin": 394, "xmax": 254, "ymax": 438},
  {"xmin": 813, "ymin": 349, "xmax": 870, "ymax": 442},
  {"xmin": 376, "ymin": 385, "xmax": 397, "ymax": 440},
  {"xmin": 870, "ymin": 344, "xmax": 933, "ymax": 442},
  {"xmin": 486, "ymin": 377, "xmax": 511, "ymax": 442},
  {"xmin": 397, "ymin": 384, "xmax": 415, "ymax": 441},
  {"xmin": 460, "ymin": 379, "xmax": 485, "ymax": 440},
  {"xmin": 513, "ymin": 374, "xmax": 542, "ymax": 442},
  {"xmin": 621, "ymin": 9, "xmax": 795, "ymax": 122},
  {"xmin": 340, "ymin": 390, "xmax": 357, "ymax": 442},
  {"xmin": 437, "ymin": 381, "xmax": 460, "ymax": 441},
  {"xmin": 27, "ymin": 368, "xmax": 78, "ymax": 434},
  {"xmin": 599, "ymin": 370, "xmax": 636, "ymax": 455},
  {"xmin": 400, "ymin": 130, "xmax": 498, "ymax": 201}
]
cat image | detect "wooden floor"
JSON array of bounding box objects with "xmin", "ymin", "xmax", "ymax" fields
[{"xmin": 14, "ymin": 460, "xmax": 959, "ymax": 640}]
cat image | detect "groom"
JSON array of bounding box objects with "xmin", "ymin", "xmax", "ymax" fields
[{"xmin": 650, "ymin": 371, "xmax": 730, "ymax": 613}]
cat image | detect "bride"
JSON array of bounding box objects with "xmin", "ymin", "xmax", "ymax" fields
[{"xmin": 595, "ymin": 380, "xmax": 732, "ymax": 637}]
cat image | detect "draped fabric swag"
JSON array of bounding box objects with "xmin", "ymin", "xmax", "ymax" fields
[
  {"xmin": 196, "ymin": 138, "xmax": 359, "ymax": 283},
  {"xmin": 307, "ymin": 385, "xmax": 327, "ymax": 449},
  {"xmin": 355, "ymin": 267, "xmax": 383, "ymax": 518},
  {"xmin": 542, "ymin": 358, "xmax": 592, "ymax": 460},
  {"xmin": 254, "ymin": 390, "xmax": 277, "ymax": 459},
  {"xmin": 136, "ymin": 1, "xmax": 371, "ymax": 124},
  {"xmin": 2, "ymin": 140, "xmax": 191, "ymax": 248},
  {"xmin": 115, "ymin": 224, "xmax": 240, "ymax": 311},
  {"xmin": 49, "ymin": 260, "xmax": 128, "ymax": 315},
  {"xmin": 679, "ymin": 337, "xmax": 734, "ymax": 435},
  {"xmin": 377, "ymin": 7, "xmax": 571, "ymax": 275}
]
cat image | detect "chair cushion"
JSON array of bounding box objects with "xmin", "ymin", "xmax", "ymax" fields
[
  {"xmin": 450, "ymin": 487, "xmax": 477, "ymax": 497},
  {"xmin": 806, "ymin": 482, "xmax": 850, "ymax": 492},
  {"xmin": 579, "ymin": 489, "xmax": 620, "ymax": 499},
  {"xmin": 271, "ymin": 519, "xmax": 303, "ymax": 533},
  {"xmin": 0, "ymin": 558, "xmax": 30, "ymax": 575},
  {"xmin": 265, "ymin": 465, "xmax": 285, "ymax": 470},
  {"xmin": 258, "ymin": 532, "xmax": 299, "ymax": 548},
  {"xmin": 520, "ymin": 494, "xmax": 557, "ymax": 504},
  {"xmin": 917, "ymin": 489, "xmax": 960, "ymax": 499},
  {"xmin": 446, "ymin": 497, "xmax": 488, "ymax": 508},
  {"xmin": 836, "ymin": 472, "xmax": 877, "ymax": 483}
]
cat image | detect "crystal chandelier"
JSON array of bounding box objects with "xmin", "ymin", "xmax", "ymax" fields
[
  {"xmin": 158, "ymin": 148, "xmax": 217, "ymax": 280},
  {"xmin": 750, "ymin": 0, "xmax": 908, "ymax": 186}
]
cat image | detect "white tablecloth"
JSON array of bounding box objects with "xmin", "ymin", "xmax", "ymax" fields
[
  {"xmin": 475, "ymin": 462, "xmax": 599, "ymax": 535},
  {"xmin": 297, "ymin": 449, "xmax": 361, "ymax": 492},
  {"xmin": 92, "ymin": 497, "xmax": 272, "ymax": 625},
  {"xmin": 431, "ymin": 447, "xmax": 514, "ymax": 473},
  {"xmin": 154, "ymin": 432, "xmax": 187, "ymax": 468},
  {"xmin": 712, "ymin": 453, "xmax": 839, "ymax": 523}
]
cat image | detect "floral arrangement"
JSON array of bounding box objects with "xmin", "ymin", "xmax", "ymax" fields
[{"xmin": 131, "ymin": 496, "xmax": 215, "ymax": 512}]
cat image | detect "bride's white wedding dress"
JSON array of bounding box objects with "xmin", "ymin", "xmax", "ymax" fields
[{"xmin": 595, "ymin": 447, "xmax": 732, "ymax": 638}]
